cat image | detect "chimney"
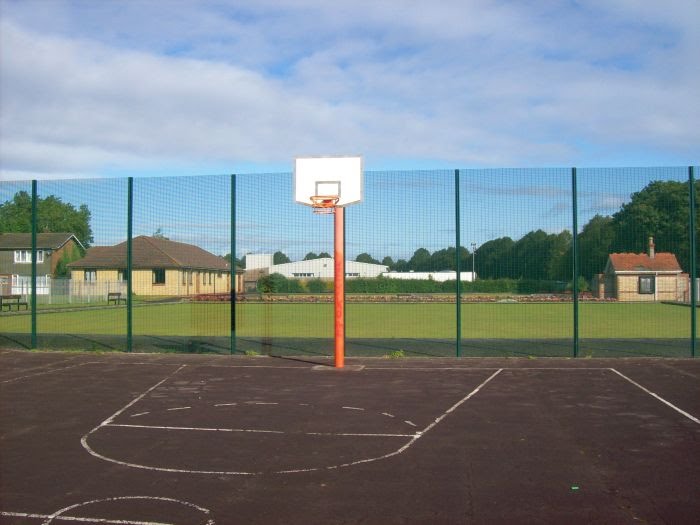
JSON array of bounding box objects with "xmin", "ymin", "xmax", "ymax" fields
[{"xmin": 648, "ymin": 236, "xmax": 655, "ymax": 259}]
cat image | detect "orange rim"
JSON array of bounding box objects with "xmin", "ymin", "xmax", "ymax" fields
[{"xmin": 310, "ymin": 195, "xmax": 339, "ymax": 213}]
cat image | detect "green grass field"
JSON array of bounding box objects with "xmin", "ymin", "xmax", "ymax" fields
[{"xmin": 0, "ymin": 302, "xmax": 690, "ymax": 339}]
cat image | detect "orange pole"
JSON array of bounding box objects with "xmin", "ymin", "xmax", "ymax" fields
[{"xmin": 334, "ymin": 206, "xmax": 345, "ymax": 368}]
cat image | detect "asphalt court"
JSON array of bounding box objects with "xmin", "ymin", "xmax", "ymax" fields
[{"xmin": 1, "ymin": 350, "xmax": 699, "ymax": 524}]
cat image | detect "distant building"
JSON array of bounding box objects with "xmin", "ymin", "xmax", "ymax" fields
[
  {"xmin": 243, "ymin": 254, "xmax": 388, "ymax": 289},
  {"xmin": 593, "ymin": 237, "xmax": 688, "ymax": 302},
  {"xmin": 0, "ymin": 233, "xmax": 84, "ymax": 295},
  {"xmin": 68, "ymin": 236, "xmax": 241, "ymax": 297},
  {"xmin": 382, "ymin": 271, "xmax": 476, "ymax": 282}
]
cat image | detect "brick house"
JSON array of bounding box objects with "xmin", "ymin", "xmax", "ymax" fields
[
  {"xmin": 68, "ymin": 236, "xmax": 243, "ymax": 297},
  {"xmin": 593, "ymin": 237, "xmax": 688, "ymax": 302},
  {"xmin": 0, "ymin": 233, "xmax": 84, "ymax": 295}
]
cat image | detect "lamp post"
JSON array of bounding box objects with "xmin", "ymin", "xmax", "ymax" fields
[{"xmin": 471, "ymin": 243, "xmax": 477, "ymax": 281}]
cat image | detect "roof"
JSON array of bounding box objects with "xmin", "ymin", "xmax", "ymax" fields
[
  {"xmin": 68, "ymin": 236, "xmax": 230, "ymax": 271},
  {"xmin": 608, "ymin": 252, "xmax": 682, "ymax": 273},
  {"xmin": 0, "ymin": 232, "xmax": 84, "ymax": 251}
]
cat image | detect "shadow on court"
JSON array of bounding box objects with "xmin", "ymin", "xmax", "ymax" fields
[{"xmin": 1, "ymin": 332, "xmax": 693, "ymax": 358}]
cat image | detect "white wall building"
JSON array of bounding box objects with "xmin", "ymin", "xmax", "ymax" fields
[
  {"xmin": 245, "ymin": 254, "xmax": 476, "ymax": 282},
  {"xmin": 381, "ymin": 271, "xmax": 476, "ymax": 282},
  {"xmin": 272, "ymin": 258, "xmax": 388, "ymax": 279},
  {"xmin": 246, "ymin": 253, "xmax": 274, "ymax": 270},
  {"xmin": 245, "ymin": 254, "xmax": 387, "ymax": 279}
]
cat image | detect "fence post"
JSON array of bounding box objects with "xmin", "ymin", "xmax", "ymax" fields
[
  {"xmin": 455, "ymin": 169, "xmax": 462, "ymax": 357},
  {"xmin": 572, "ymin": 167, "xmax": 579, "ymax": 358},
  {"xmin": 690, "ymin": 166, "xmax": 697, "ymax": 357},
  {"xmin": 230, "ymin": 174, "xmax": 236, "ymax": 355},
  {"xmin": 31, "ymin": 180, "xmax": 37, "ymax": 349},
  {"xmin": 127, "ymin": 177, "xmax": 133, "ymax": 353}
]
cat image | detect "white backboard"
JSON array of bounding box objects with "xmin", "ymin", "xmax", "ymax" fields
[{"xmin": 294, "ymin": 156, "xmax": 363, "ymax": 207}]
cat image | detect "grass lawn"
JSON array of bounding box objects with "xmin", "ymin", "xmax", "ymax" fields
[{"xmin": 0, "ymin": 301, "xmax": 690, "ymax": 339}]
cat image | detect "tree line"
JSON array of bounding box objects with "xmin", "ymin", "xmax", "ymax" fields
[
  {"xmin": 3, "ymin": 180, "xmax": 696, "ymax": 283},
  {"xmin": 249, "ymin": 180, "xmax": 697, "ymax": 282}
]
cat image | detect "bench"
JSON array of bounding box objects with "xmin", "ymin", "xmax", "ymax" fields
[
  {"xmin": 0, "ymin": 294, "xmax": 28, "ymax": 311},
  {"xmin": 107, "ymin": 292, "xmax": 126, "ymax": 305}
]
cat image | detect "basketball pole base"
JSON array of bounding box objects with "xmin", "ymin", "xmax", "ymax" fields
[{"xmin": 334, "ymin": 206, "xmax": 345, "ymax": 368}]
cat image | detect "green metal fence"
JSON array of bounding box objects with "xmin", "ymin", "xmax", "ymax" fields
[{"xmin": 0, "ymin": 166, "xmax": 697, "ymax": 357}]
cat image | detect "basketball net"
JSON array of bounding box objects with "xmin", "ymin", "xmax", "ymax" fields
[{"xmin": 310, "ymin": 195, "xmax": 339, "ymax": 214}]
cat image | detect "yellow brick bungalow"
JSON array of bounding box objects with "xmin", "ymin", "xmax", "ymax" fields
[
  {"xmin": 68, "ymin": 236, "xmax": 241, "ymax": 297},
  {"xmin": 593, "ymin": 238, "xmax": 688, "ymax": 302}
]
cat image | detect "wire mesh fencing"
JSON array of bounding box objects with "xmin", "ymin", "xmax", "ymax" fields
[{"xmin": 0, "ymin": 166, "xmax": 697, "ymax": 357}]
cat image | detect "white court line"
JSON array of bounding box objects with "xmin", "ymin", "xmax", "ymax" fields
[
  {"xmin": 609, "ymin": 368, "xmax": 700, "ymax": 425},
  {"xmin": 342, "ymin": 406, "xmax": 364, "ymax": 411},
  {"xmin": 1, "ymin": 362, "xmax": 90, "ymax": 384},
  {"xmin": 35, "ymin": 495, "xmax": 213, "ymax": 525},
  {"xmin": 80, "ymin": 367, "xmax": 503, "ymax": 475},
  {"xmin": 107, "ymin": 423, "xmax": 415, "ymax": 438},
  {"xmin": 280, "ymin": 368, "xmax": 504, "ymax": 474},
  {"xmin": 108, "ymin": 423, "xmax": 284, "ymax": 434},
  {"xmin": 166, "ymin": 406, "xmax": 191, "ymax": 411},
  {"xmin": 0, "ymin": 510, "xmax": 173, "ymax": 524}
]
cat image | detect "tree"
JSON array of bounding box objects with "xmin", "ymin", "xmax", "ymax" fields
[
  {"xmin": 381, "ymin": 256, "xmax": 395, "ymax": 269},
  {"xmin": 576, "ymin": 215, "xmax": 615, "ymax": 279},
  {"xmin": 546, "ymin": 230, "xmax": 572, "ymax": 281},
  {"xmin": 273, "ymin": 251, "xmax": 290, "ymax": 264},
  {"xmin": 475, "ymin": 237, "xmax": 515, "ymax": 279},
  {"xmin": 393, "ymin": 258, "xmax": 409, "ymax": 272},
  {"xmin": 611, "ymin": 180, "xmax": 696, "ymax": 271},
  {"xmin": 153, "ymin": 227, "xmax": 169, "ymax": 240},
  {"xmin": 304, "ymin": 252, "xmax": 319, "ymax": 260},
  {"xmin": 356, "ymin": 252, "xmax": 380, "ymax": 264},
  {"xmin": 408, "ymin": 248, "xmax": 432, "ymax": 271},
  {"xmin": 54, "ymin": 244, "xmax": 83, "ymax": 277},
  {"xmin": 318, "ymin": 252, "xmax": 331, "ymax": 258},
  {"xmin": 306, "ymin": 278, "xmax": 327, "ymax": 293},
  {"xmin": 430, "ymin": 246, "xmax": 470, "ymax": 272},
  {"xmin": 0, "ymin": 191, "xmax": 93, "ymax": 247},
  {"xmin": 224, "ymin": 254, "xmax": 245, "ymax": 269},
  {"xmin": 257, "ymin": 272, "xmax": 287, "ymax": 293}
]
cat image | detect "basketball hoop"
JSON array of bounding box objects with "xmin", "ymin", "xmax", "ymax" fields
[
  {"xmin": 310, "ymin": 195, "xmax": 339, "ymax": 214},
  {"xmin": 295, "ymin": 156, "xmax": 362, "ymax": 369}
]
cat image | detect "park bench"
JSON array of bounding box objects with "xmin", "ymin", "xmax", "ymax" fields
[
  {"xmin": 0, "ymin": 294, "xmax": 28, "ymax": 311},
  {"xmin": 107, "ymin": 292, "xmax": 126, "ymax": 305}
]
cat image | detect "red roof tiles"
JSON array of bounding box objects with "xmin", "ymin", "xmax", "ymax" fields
[
  {"xmin": 608, "ymin": 252, "xmax": 682, "ymax": 272},
  {"xmin": 68, "ymin": 236, "xmax": 230, "ymax": 271}
]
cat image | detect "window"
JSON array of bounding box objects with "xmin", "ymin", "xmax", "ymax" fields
[
  {"xmin": 85, "ymin": 269, "xmax": 97, "ymax": 282},
  {"xmin": 117, "ymin": 270, "xmax": 127, "ymax": 282},
  {"xmin": 639, "ymin": 275, "xmax": 655, "ymax": 294},
  {"xmin": 153, "ymin": 268, "xmax": 166, "ymax": 285},
  {"xmin": 14, "ymin": 250, "xmax": 44, "ymax": 264}
]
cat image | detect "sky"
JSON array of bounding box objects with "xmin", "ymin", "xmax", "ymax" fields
[
  {"xmin": 0, "ymin": 1, "xmax": 698, "ymax": 260},
  {"xmin": 1, "ymin": 0, "xmax": 698, "ymax": 181}
]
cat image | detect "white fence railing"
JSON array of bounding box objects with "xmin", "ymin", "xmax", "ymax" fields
[{"xmin": 1, "ymin": 279, "xmax": 128, "ymax": 305}]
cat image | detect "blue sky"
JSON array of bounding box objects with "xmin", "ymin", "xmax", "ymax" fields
[
  {"xmin": 0, "ymin": 1, "xmax": 697, "ymax": 260},
  {"xmin": 0, "ymin": 0, "xmax": 697, "ymax": 180}
]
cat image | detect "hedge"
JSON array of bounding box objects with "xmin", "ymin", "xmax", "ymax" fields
[{"xmin": 258, "ymin": 274, "xmax": 575, "ymax": 295}]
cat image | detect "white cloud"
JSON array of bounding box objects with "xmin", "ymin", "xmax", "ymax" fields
[{"xmin": 1, "ymin": 0, "xmax": 698, "ymax": 181}]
